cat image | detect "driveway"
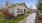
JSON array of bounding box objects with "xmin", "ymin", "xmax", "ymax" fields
[{"xmin": 26, "ymin": 12, "xmax": 36, "ymax": 23}]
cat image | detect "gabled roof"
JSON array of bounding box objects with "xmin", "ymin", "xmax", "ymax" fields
[
  {"xmin": 16, "ymin": 3, "xmax": 28, "ymax": 9},
  {"xmin": 5, "ymin": 1, "xmax": 28, "ymax": 9},
  {"xmin": 5, "ymin": 1, "xmax": 15, "ymax": 7}
]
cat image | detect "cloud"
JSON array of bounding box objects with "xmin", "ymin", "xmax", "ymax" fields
[{"xmin": 32, "ymin": 5, "xmax": 37, "ymax": 9}]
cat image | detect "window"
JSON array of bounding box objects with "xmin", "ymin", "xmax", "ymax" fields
[
  {"xmin": 17, "ymin": 11, "xmax": 19, "ymax": 13},
  {"xmin": 17, "ymin": 8, "xmax": 19, "ymax": 10},
  {"xmin": 20, "ymin": 9, "xmax": 21, "ymax": 13},
  {"xmin": 17, "ymin": 8, "xmax": 23, "ymax": 13},
  {"xmin": 17, "ymin": 8, "xmax": 19, "ymax": 13},
  {"xmin": 21, "ymin": 9, "xmax": 23, "ymax": 13}
]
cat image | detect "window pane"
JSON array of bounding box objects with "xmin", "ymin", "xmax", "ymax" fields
[
  {"xmin": 20, "ymin": 9, "xmax": 21, "ymax": 13},
  {"xmin": 22, "ymin": 9, "xmax": 23, "ymax": 13},
  {"xmin": 17, "ymin": 8, "xmax": 19, "ymax": 13},
  {"xmin": 17, "ymin": 11, "xmax": 19, "ymax": 13},
  {"xmin": 17, "ymin": 8, "xmax": 19, "ymax": 10}
]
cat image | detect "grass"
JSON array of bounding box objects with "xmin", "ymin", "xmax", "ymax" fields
[
  {"xmin": 0, "ymin": 14, "xmax": 5, "ymax": 23},
  {"xmin": 0, "ymin": 14, "xmax": 28, "ymax": 23}
]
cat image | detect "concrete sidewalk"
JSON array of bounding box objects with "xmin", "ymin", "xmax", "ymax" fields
[
  {"xmin": 26, "ymin": 12, "xmax": 36, "ymax": 23},
  {"xmin": 18, "ymin": 12, "xmax": 36, "ymax": 23}
]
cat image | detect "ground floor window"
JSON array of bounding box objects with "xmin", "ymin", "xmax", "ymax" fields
[
  {"xmin": 17, "ymin": 8, "xmax": 23, "ymax": 13},
  {"xmin": 17, "ymin": 8, "xmax": 26, "ymax": 14}
]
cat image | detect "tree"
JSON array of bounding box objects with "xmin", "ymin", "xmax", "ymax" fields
[{"xmin": 36, "ymin": 0, "xmax": 42, "ymax": 12}]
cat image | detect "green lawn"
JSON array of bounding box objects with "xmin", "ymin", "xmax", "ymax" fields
[{"xmin": 0, "ymin": 14, "xmax": 28, "ymax": 23}]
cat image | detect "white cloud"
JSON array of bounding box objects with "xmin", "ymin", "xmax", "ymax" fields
[{"xmin": 32, "ymin": 5, "xmax": 37, "ymax": 9}]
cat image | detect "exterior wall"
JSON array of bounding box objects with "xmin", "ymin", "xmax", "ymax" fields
[
  {"xmin": 5, "ymin": 2, "xmax": 12, "ymax": 7},
  {"xmin": 8, "ymin": 8, "xmax": 14, "ymax": 14},
  {"xmin": 5, "ymin": 2, "xmax": 14, "ymax": 16},
  {"xmin": 26, "ymin": 8, "xmax": 28, "ymax": 14},
  {"xmin": 14, "ymin": 5, "xmax": 27, "ymax": 16},
  {"xmin": 14, "ymin": 7, "xmax": 18, "ymax": 17}
]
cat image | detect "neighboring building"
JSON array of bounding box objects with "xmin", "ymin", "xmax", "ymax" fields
[
  {"xmin": 27, "ymin": 8, "xmax": 33, "ymax": 14},
  {"xmin": 5, "ymin": 1, "xmax": 28, "ymax": 17},
  {"xmin": 2, "ymin": 8, "xmax": 9, "ymax": 16},
  {"xmin": 32, "ymin": 9, "xmax": 40, "ymax": 12}
]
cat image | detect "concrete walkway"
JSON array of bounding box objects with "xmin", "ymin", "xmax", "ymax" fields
[{"xmin": 26, "ymin": 12, "xmax": 36, "ymax": 23}]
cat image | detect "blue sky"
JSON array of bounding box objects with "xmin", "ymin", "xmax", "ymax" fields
[{"xmin": 0, "ymin": 0, "xmax": 37, "ymax": 9}]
